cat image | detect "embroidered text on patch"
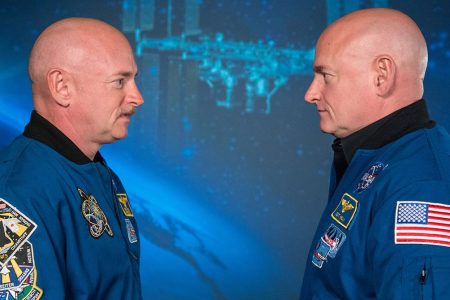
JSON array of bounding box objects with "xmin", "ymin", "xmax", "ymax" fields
[
  {"xmin": 78, "ymin": 188, "xmax": 113, "ymax": 238},
  {"xmin": 0, "ymin": 241, "xmax": 35, "ymax": 290},
  {"xmin": 331, "ymin": 193, "xmax": 359, "ymax": 229},
  {"xmin": 0, "ymin": 199, "xmax": 37, "ymax": 264},
  {"xmin": 0, "ymin": 268, "xmax": 43, "ymax": 299},
  {"xmin": 0, "ymin": 198, "xmax": 42, "ymax": 299},
  {"xmin": 395, "ymin": 201, "xmax": 450, "ymax": 247}
]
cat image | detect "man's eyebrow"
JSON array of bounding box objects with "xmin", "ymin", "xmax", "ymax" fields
[
  {"xmin": 313, "ymin": 66, "xmax": 327, "ymax": 73},
  {"xmin": 114, "ymin": 71, "xmax": 134, "ymax": 77},
  {"xmin": 106, "ymin": 71, "xmax": 139, "ymax": 82}
]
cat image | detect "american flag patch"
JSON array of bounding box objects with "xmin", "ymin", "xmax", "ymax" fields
[{"xmin": 395, "ymin": 201, "xmax": 450, "ymax": 247}]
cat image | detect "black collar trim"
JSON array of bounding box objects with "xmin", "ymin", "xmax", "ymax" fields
[
  {"xmin": 336, "ymin": 99, "xmax": 435, "ymax": 164},
  {"xmin": 23, "ymin": 111, "xmax": 103, "ymax": 164}
]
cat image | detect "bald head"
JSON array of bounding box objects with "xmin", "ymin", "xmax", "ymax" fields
[
  {"xmin": 320, "ymin": 8, "xmax": 428, "ymax": 99},
  {"xmin": 29, "ymin": 18, "xmax": 133, "ymax": 99},
  {"xmin": 27, "ymin": 18, "xmax": 143, "ymax": 159},
  {"xmin": 305, "ymin": 9, "xmax": 429, "ymax": 137}
]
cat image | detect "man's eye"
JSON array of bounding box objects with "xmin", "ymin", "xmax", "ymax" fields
[
  {"xmin": 115, "ymin": 79, "xmax": 125, "ymax": 88},
  {"xmin": 322, "ymin": 73, "xmax": 332, "ymax": 82}
]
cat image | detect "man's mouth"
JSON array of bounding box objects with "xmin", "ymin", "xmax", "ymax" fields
[{"xmin": 120, "ymin": 107, "xmax": 136, "ymax": 118}]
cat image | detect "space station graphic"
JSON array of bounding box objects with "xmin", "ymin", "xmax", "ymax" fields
[
  {"xmin": 3, "ymin": 0, "xmax": 449, "ymax": 299},
  {"xmin": 122, "ymin": 0, "xmax": 388, "ymax": 114}
]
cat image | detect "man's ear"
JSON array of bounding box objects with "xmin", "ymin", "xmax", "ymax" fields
[
  {"xmin": 47, "ymin": 68, "xmax": 72, "ymax": 107},
  {"xmin": 373, "ymin": 55, "xmax": 396, "ymax": 97}
]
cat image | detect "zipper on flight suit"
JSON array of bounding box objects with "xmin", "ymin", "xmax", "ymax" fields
[{"xmin": 419, "ymin": 264, "xmax": 427, "ymax": 300}]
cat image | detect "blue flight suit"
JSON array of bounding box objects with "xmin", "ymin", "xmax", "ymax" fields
[
  {"xmin": 0, "ymin": 112, "xmax": 142, "ymax": 299},
  {"xmin": 301, "ymin": 114, "xmax": 450, "ymax": 298}
]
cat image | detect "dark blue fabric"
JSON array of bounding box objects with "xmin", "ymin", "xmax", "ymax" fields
[
  {"xmin": 301, "ymin": 126, "xmax": 450, "ymax": 299},
  {"xmin": 0, "ymin": 136, "xmax": 142, "ymax": 299}
]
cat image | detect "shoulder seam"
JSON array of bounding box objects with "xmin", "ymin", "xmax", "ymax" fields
[{"xmin": 0, "ymin": 138, "xmax": 33, "ymax": 189}]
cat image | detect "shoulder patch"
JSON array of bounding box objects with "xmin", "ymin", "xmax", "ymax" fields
[
  {"xmin": 0, "ymin": 198, "xmax": 37, "ymax": 264},
  {"xmin": 0, "ymin": 242, "xmax": 37, "ymax": 289},
  {"xmin": 395, "ymin": 201, "xmax": 450, "ymax": 247},
  {"xmin": 0, "ymin": 267, "xmax": 44, "ymax": 299},
  {"xmin": 331, "ymin": 193, "xmax": 359, "ymax": 229},
  {"xmin": 0, "ymin": 199, "xmax": 42, "ymax": 299}
]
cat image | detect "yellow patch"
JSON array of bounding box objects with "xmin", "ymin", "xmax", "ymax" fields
[
  {"xmin": 331, "ymin": 193, "xmax": 358, "ymax": 229},
  {"xmin": 117, "ymin": 194, "xmax": 134, "ymax": 217}
]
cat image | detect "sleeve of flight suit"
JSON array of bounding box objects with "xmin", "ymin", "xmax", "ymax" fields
[
  {"xmin": 0, "ymin": 188, "xmax": 67, "ymax": 299},
  {"xmin": 368, "ymin": 178, "xmax": 450, "ymax": 300}
]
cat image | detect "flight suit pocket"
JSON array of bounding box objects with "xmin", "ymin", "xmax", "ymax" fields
[
  {"xmin": 402, "ymin": 256, "xmax": 432, "ymax": 300},
  {"xmin": 402, "ymin": 256, "xmax": 450, "ymax": 300}
]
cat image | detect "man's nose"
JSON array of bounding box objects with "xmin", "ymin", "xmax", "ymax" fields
[
  {"xmin": 127, "ymin": 80, "xmax": 144, "ymax": 107},
  {"xmin": 304, "ymin": 78, "xmax": 321, "ymax": 104}
]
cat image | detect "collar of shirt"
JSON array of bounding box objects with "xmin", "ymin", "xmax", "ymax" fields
[
  {"xmin": 332, "ymin": 99, "xmax": 435, "ymax": 183},
  {"xmin": 22, "ymin": 110, "xmax": 103, "ymax": 165}
]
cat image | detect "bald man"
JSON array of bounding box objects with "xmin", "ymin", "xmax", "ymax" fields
[
  {"xmin": 301, "ymin": 8, "xmax": 450, "ymax": 299},
  {"xmin": 0, "ymin": 18, "xmax": 143, "ymax": 299}
]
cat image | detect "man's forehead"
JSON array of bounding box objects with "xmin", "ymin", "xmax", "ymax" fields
[
  {"xmin": 72, "ymin": 52, "xmax": 137, "ymax": 80},
  {"xmin": 313, "ymin": 38, "xmax": 337, "ymax": 65},
  {"xmin": 317, "ymin": 25, "xmax": 347, "ymax": 49},
  {"xmin": 314, "ymin": 26, "xmax": 364, "ymax": 63}
]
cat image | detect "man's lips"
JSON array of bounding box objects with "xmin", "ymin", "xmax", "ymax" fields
[{"xmin": 119, "ymin": 107, "xmax": 136, "ymax": 118}]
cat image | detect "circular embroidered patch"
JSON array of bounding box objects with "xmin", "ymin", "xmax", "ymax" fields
[{"xmin": 354, "ymin": 162, "xmax": 388, "ymax": 193}]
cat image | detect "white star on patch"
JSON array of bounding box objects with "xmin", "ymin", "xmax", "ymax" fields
[{"xmin": 397, "ymin": 203, "xmax": 427, "ymax": 223}]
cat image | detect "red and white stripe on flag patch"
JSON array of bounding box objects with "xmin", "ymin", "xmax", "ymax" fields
[{"xmin": 395, "ymin": 201, "xmax": 450, "ymax": 247}]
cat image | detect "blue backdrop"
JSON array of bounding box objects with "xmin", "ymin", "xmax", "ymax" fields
[{"xmin": 1, "ymin": 1, "xmax": 449, "ymax": 299}]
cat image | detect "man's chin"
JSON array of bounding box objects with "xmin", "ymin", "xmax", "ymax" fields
[
  {"xmin": 319, "ymin": 123, "xmax": 334, "ymax": 135},
  {"xmin": 113, "ymin": 133, "xmax": 128, "ymax": 141},
  {"xmin": 109, "ymin": 129, "xmax": 129, "ymax": 142}
]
